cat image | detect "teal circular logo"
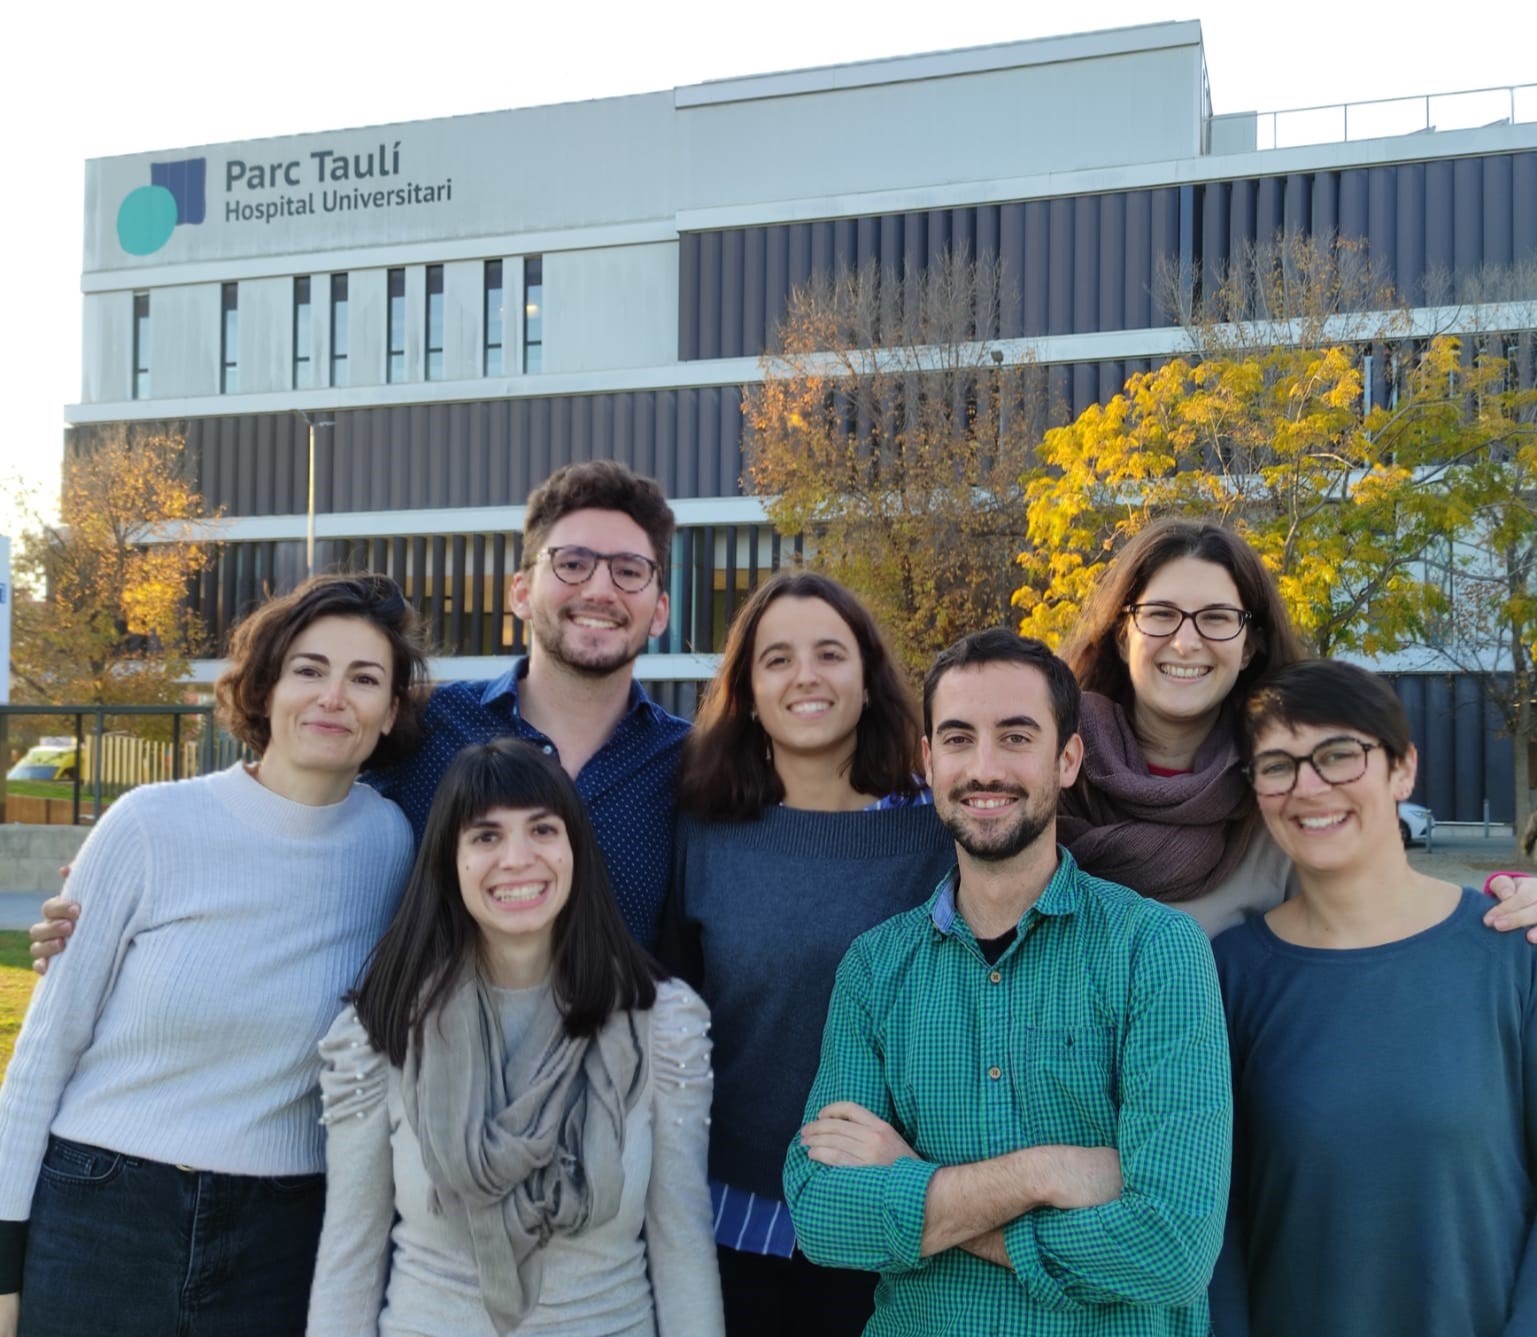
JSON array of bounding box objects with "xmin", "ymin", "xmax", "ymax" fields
[{"xmin": 117, "ymin": 185, "xmax": 179, "ymax": 255}]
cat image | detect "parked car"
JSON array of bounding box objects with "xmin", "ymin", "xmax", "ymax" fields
[
  {"xmin": 7, "ymin": 739, "xmax": 79, "ymax": 782},
  {"xmin": 1398, "ymin": 800, "xmax": 1434, "ymax": 847}
]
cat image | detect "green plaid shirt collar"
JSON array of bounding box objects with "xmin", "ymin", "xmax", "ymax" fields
[{"xmin": 927, "ymin": 848, "xmax": 1083, "ymax": 944}]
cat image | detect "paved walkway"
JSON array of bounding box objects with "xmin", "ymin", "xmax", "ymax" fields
[{"xmin": 0, "ymin": 893, "xmax": 47, "ymax": 932}]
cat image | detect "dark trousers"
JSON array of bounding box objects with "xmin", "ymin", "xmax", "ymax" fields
[
  {"xmin": 19, "ymin": 1135, "xmax": 325, "ymax": 1337},
  {"xmin": 717, "ymin": 1243, "xmax": 878, "ymax": 1337}
]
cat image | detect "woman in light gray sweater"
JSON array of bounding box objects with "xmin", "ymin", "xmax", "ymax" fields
[
  {"xmin": 307, "ymin": 738, "xmax": 722, "ymax": 1337},
  {"xmin": 0, "ymin": 574, "xmax": 428, "ymax": 1337}
]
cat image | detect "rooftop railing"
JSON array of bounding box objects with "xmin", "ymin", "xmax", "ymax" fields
[{"xmin": 1209, "ymin": 82, "xmax": 1537, "ymax": 153}]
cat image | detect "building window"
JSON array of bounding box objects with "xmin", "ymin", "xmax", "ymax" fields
[
  {"xmin": 330, "ymin": 273, "xmax": 349, "ymax": 387},
  {"xmin": 220, "ymin": 282, "xmax": 239, "ymax": 394},
  {"xmin": 426, "ymin": 264, "xmax": 445, "ymax": 381},
  {"xmin": 523, "ymin": 256, "xmax": 542, "ymax": 373},
  {"xmin": 484, "ymin": 260, "xmax": 503, "ymax": 376},
  {"xmin": 132, "ymin": 292, "xmax": 150, "ymax": 399},
  {"xmin": 293, "ymin": 277, "xmax": 312, "ymax": 389},
  {"xmin": 387, "ymin": 267, "xmax": 406, "ymax": 383}
]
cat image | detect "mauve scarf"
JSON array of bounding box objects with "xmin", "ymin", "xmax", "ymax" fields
[
  {"xmin": 401, "ymin": 968, "xmax": 647, "ymax": 1335},
  {"xmin": 1059, "ymin": 691, "xmax": 1257, "ymax": 903}
]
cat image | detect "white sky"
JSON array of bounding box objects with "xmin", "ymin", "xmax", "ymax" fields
[{"xmin": 1, "ymin": 0, "xmax": 1533, "ymax": 533}]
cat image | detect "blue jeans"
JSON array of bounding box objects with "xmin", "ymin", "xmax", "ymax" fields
[{"xmin": 19, "ymin": 1135, "xmax": 325, "ymax": 1337}]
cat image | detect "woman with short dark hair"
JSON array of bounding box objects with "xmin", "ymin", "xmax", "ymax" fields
[
  {"xmin": 0, "ymin": 573, "xmax": 427, "ymax": 1337},
  {"xmin": 1211, "ymin": 660, "xmax": 1537, "ymax": 1336},
  {"xmin": 308, "ymin": 739, "xmax": 722, "ymax": 1336},
  {"xmin": 661, "ymin": 571, "xmax": 954, "ymax": 1336}
]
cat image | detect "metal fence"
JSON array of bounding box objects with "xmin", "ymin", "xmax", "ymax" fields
[{"xmin": 0, "ymin": 705, "xmax": 245, "ymax": 826}]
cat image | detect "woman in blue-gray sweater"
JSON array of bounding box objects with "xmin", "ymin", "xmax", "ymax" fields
[
  {"xmin": 0, "ymin": 574, "xmax": 427, "ymax": 1337},
  {"xmin": 1210, "ymin": 659, "xmax": 1536, "ymax": 1337},
  {"xmin": 659, "ymin": 571, "xmax": 954, "ymax": 1337}
]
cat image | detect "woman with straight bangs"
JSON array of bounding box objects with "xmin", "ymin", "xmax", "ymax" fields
[
  {"xmin": 0, "ymin": 573, "xmax": 426, "ymax": 1337},
  {"xmin": 1210, "ymin": 660, "xmax": 1536, "ymax": 1337},
  {"xmin": 1057, "ymin": 519, "xmax": 1537, "ymax": 935},
  {"xmin": 308, "ymin": 739, "xmax": 722, "ymax": 1337},
  {"xmin": 660, "ymin": 570, "xmax": 953, "ymax": 1336}
]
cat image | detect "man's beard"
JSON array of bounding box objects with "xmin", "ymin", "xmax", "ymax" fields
[
  {"xmin": 940, "ymin": 783, "xmax": 1057, "ymax": 863},
  {"xmin": 528, "ymin": 603, "xmax": 647, "ymax": 678}
]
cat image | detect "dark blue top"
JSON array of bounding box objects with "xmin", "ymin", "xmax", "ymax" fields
[
  {"xmin": 365, "ymin": 659, "xmax": 689, "ymax": 948},
  {"xmin": 1210, "ymin": 888, "xmax": 1537, "ymax": 1337}
]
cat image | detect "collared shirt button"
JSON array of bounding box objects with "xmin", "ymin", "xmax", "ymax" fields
[
  {"xmin": 987, "ymin": 1065, "xmax": 1002, "ymax": 1081},
  {"xmin": 541, "ymin": 744, "xmax": 554, "ymax": 755},
  {"xmin": 989, "ymin": 970, "xmax": 1002, "ymax": 984}
]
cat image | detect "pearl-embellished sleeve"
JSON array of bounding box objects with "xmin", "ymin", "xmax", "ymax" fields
[
  {"xmin": 645, "ymin": 979, "xmax": 725, "ymax": 1336},
  {"xmin": 306, "ymin": 1006, "xmax": 393, "ymax": 1337}
]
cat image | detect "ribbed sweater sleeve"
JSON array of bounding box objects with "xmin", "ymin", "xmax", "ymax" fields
[
  {"xmin": 0, "ymin": 765, "xmax": 412, "ymax": 1272},
  {"xmin": 0, "ymin": 789, "xmax": 153, "ymax": 1223}
]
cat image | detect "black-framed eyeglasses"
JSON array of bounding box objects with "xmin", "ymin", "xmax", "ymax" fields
[
  {"xmin": 1123, "ymin": 603, "xmax": 1251, "ymax": 642},
  {"xmin": 536, "ymin": 545, "xmax": 660, "ymax": 593},
  {"xmin": 1243, "ymin": 736, "xmax": 1381, "ymax": 797}
]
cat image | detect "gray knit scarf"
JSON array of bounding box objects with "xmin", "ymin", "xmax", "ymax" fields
[
  {"xmin": 1058, "ymin": 691, "xmax": 1258, "ymax": 903},
  {"xmin": 400, "ymin": 966, "xmax": 647, "ymax": 1334}
]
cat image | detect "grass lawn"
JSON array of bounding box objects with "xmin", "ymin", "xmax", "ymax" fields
[{"xmin": 0, "ymin": 932, "xmax": 38, "ymax": 1080}]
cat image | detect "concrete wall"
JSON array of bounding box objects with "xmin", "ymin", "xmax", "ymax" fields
[{"xmin": 0, "ymin": 825, "xmax": 90, "ymax": 894}]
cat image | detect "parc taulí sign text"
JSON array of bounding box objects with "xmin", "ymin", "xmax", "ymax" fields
[{"xmin": 117, "ymin": 140, "xmax": 454, "ymax": 255}]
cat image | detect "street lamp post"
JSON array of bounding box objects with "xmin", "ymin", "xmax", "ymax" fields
[{"xmin": 294, "ymin": 411, "xmax": 334, "ymax": 578}]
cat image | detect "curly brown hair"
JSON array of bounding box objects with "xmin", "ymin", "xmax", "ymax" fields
[
  {"xmin": 215, "ymin": 573, "xmax": 428, "ymax": 768},
  {"xmin": 522, "ymin": 461, "xmax": 675, "ymax": 574}
]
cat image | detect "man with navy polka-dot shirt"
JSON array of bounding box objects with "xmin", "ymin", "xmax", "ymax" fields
[{"xmin": 368, "ymin": 461, "xmax": 689, "ymax": 949}]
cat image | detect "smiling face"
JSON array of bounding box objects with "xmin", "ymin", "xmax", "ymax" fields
[
  {"xmin": 510, "ymin": 508, "xmax": 670, "ymax": 679},
  {"xmin": 1121, "ymin": 555, "xmax": 1255, "ymax": 746},
  {"xmin": 749, "ymin": 596, "xmax": 866, "ymax": 767},
  {"xmin": 923, "ymin": 661, "xmax": 1082, "ymax": 863},
  {"xmin": 1250, "ymin": 719, "xmax": 1415, "ymax": 877},
  {"xmin": 262, "ymin": 615, "xmax": 398, "ymax": 781},
  {"xmin": 457, "ymin": 805, "xmax": 574, "ymax": 963}
]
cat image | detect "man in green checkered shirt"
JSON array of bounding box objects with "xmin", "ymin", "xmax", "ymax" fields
[{"xmin": 783, "ymin": 630, "xmax": 1231, "ymax": 1336}]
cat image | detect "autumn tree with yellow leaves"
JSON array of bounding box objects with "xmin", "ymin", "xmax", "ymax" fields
[
  {"xmin": 10, "ymin": 429, "xmax": 216, "ymax": 706},
  {"xmin": 745, "ymin": 250, "xmax": 1049, "ymax": 672},
  {"xmin": 1013, "ymin": 334, "xmax": 1537, "ymax": 825}
]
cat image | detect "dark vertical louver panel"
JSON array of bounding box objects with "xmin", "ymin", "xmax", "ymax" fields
[
  {"xmin": 999, "ymin": 203, "xmax": 1026, "ymax": 336},
  {"xmin": 788, "ymin": 223, "xmax": 813, "ymax": 294},
  {"xmin": 1396, "ymin": 162, "xmax": 1426, "ymax": 305},
  {"xmin": 1310, "ymin": 170, "xmax": 1337, "ymax": 240},
  {"xmin": 694, "ymin": 387, "xmax": 718, "ymax": 498},
  {"xmin": 632, "ymin": 391, "xmax": 656, "ymax": 481},
  {"xmin": 1023, "ymin": 200, "xmax": 1051, "ymax": 335},
  {"xmin": 1424, "ymin": 159, "xmax": 1455, "ymax": 289},
  {"xmin": 742, "ymin": 228, "xmax": 766, "ymax": 360},
  {"xmin": 237, "ymin": 414, "xmax": 257, "ymax": 515},
  {"xmin": 1202, "ymin": 178, "xmax": 1230, "ymax": 280},
  {"xmin": 1047, "ymin": 197, "xmax": 1074, "ymax": 335},
  {"xmin": 1483, "ymin": 155, "xmax": 1513, "ymax": 270},
  {"xmin": 720, "ymin": 229, "xmax": 744, "ymax": 361},
  {"xmin": 1149, "ymin": 189, "xmax": 1180, "ymax": 326},
  {"xmin": 1339, "ymin": 169, "xmax": 1369, "ymax": 243},
  {"xmin": 1514, "ymin": 155, "xmax": 1537, "ymax": 262},
  {"xmin": 1099, "ymin": 191, "xmax": 1126, "ymax": 333},
  {"xmin": 764, "ymin": 226, "xmax": 789, "ymax": 354},
  {"xmin": 1255, "ymin": 175, "xmax": 1284, "ymax": 245},
  {"xmin": 698, "ymin": 231, "xmax": 722, "ymax": 365},
  {"xmin": 1453, "ymin": 157, "xmax": 1484, "ymax": 300},
  {"xmin": 486, "ymin": 399, "xmax": 509, "ymax": 505},
  {"xmin": 1123, "ymin": 190, "xmax": 1151, "ymax": 331},
  {"xmin": 1367, "ymin": 168, "xmax": 1396, "ymax": 294},
  {"xmin": 677, "ymin": 233, "xmax": 700, "ymax": 361},
  {"xmin": 810, "ymin": 219, "xmax": 834, "ymax": 282},
  {"xmin": 1283, "ymin": 173, "xmax": 1312, "ymax": 241},
  {"xmin": 1073, "ymin": 195, "xmax": 1099, "ymax": 335},
  {"xmin": 507, "ymin": 398, "xmax": 530, "ymax": 503}
]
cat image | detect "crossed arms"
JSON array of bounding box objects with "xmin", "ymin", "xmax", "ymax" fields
[{"xmin": 782, "ymin": 916, "xmax": 1232, "ymax": 1311}]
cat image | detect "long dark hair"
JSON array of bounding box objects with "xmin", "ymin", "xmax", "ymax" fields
[
  {"xmin": 678, "ymin": 571, "xmax": 922, "ymax": 820},
  {"xmin": 1062, "ymin": 519, "xmax": 1306, "ymax": 708},
  {"xmin": 353, "ymin": 739, "xmax": 664, "ymax": 1064}
]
